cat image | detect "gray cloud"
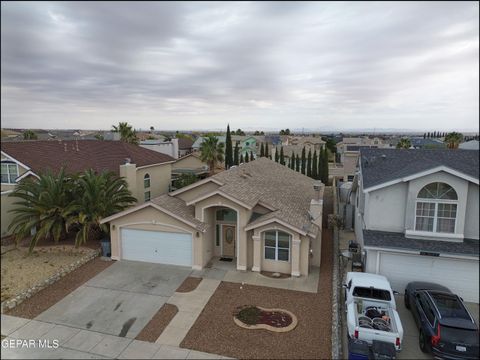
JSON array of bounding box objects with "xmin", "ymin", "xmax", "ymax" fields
[{"xmin": 1, "ymin": 1, "xmax": 478, "ymax": 131}]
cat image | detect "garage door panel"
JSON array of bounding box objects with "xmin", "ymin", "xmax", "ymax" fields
[
  {"xmin": 121, "ymin": 229, "xmax": 192, "ymax": 267},
  {"xmin": 378, "ymin": 252, "xmax": 479, "ymax": 303}
]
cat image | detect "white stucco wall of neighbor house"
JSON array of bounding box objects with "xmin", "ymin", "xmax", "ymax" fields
[
  {"xmin": 405, "ymin": 171, "xmax": 469, "ymax": 238},
  {"xmin": 464, "ymin": 182, "xmax": 479, "ymax": 239},
  {"xmin": 364, "ymin": 183, "xmax": 408, "ymax": 232}
]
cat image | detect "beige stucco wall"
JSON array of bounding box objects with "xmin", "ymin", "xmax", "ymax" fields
[
  {"xmin": 202, "ymin": 209, "xmax": 215, "ymax": 267},
  {"xmin": 172, "ymin": 155, "xmax": 206, "ymax": 169},
  {"xmin": 136, "ymin": 163, "xmax": 172, "ymax": 203},
  {"xmin": 309, "ymin": 231, "xmax": 322, "ymax": 268},
  {"xmin": 194, "ymin": 193, "xmax": 251, "ymax": 270},
  {"xmin": 1, "ymin": 155, "xmax": 30, "ymax": 236},
  {"xmin": 1, "ymin": 193, "xmax": 17, "ymax": 237},
  {"xmin": 108, "ymin": 206, "xmax": 200, "ymax": 266},
  {"xmin": 465, "ymin": 183, "xmax": 479, "ymax": 239},
  {"xmin": 175, "ymin": 181, "xmax": 220, "ymax": 204},
  {"xmin": 253, "ymin": 222, "xmax": 308, "ymax": 276}
]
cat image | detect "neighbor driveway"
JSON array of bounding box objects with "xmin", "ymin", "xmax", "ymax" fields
[
  {"xmin": 36, "ymin": 261, "xmax": 191, "ymax": 339},
  {"xmin": 396, "ymin": 294, "xmax": 479, "ymax": 359}
]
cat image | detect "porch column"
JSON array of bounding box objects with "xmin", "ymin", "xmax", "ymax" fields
[
  {"xmin": 291, "ymin": 237, "xmax": 301, "ymax": 277},
  {"xmin": 252, "ymin": 233, "xmax": 261, "ymax": 272}
]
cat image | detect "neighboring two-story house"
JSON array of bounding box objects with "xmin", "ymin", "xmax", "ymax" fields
[
  {"xmin": 336, "ymin": 137, "xmax": 391, "ymax": 182},
  {"xmin": 1, "ymin": 140, "xmax": 174, "ymax": 237},
  {"xmin": 100, "ymin": 158, "xmax": 324, "ymax": 277},
  {"xmin": 351, "ymin": 149, "xmax": 479, "ymax": 302}
]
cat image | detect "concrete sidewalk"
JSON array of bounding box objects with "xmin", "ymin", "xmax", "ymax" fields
[
  {"xmin": 1, "ymin": 314, "xmax": 230, "ymax": 359},
  {"xmin": 156, "ymin": 278, "xmax": 220, "ymax": 347}
]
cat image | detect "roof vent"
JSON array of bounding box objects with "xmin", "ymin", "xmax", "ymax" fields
[
  {"xmin": 125, "ymin": 157, "xmax": 131, "ymax": 164},
  {"xmin": 381, "ymin": 154, "xmax": 386, "ymax": 159}
]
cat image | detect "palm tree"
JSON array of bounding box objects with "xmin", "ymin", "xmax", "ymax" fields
[
  {"xmin": 112, "ymin": 122, "xmax": 139, "ymax": 144},
  {"xmin": 8, "ymin": 169, "xmax": 77, "ymax": 253},
  {"xmin": 396, "ymin": 138, "xmax": 412, "ymax": 149},
  {"xmin": 199, "ymin": 135, "xmax": 225, "ymax": 176},
  {"xmin": 69, "ymin": 170, "xmax": 136, "ymax": 247},
  {"xmin": 444, "ymin": 132, "xmax": 463, "ymax": 149}
]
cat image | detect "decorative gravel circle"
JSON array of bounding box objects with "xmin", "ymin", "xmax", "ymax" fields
[{"xmin": 233, "ymin": 305, "xmax": 298, "ymax": 333}]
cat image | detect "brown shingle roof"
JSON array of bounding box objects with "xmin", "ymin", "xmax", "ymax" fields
[
  {"xmin": 1, "ymin": 140, "xmax": 174, "ymax": 175},
  {"xmin": 151, "ymin": 194, "xmax": 206, "ymax": 231},
  {"xmin": 178, "ymin": 138, "xmax": 193, "ymax": 149},
  {"xmin": 161, "ymin": 158, "xmax": 322, "ymax": 236}
]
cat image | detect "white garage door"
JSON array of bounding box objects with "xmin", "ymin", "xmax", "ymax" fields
[
  {"xmin": 378, "ymin": 252, "xmax": 479, "ymax": 303},
  {"xmin": 121, "ymin": 228, "xmax": 192, "ymax": 266}
]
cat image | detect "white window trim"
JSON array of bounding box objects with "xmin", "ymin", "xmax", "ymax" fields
[
  {"xmin": 263, "ymin": 230, "xmax": 291, "ymax": 262},
  {"xmin": 144, "ymin": 190, "xmax": 151, "ymax": 202},
  {"xmin": 414, "ymin": 199, "xmax": 458, "ymax": 234},
  {"xmin": 1, "ymin": 161, "xmax": 19, "ymax": 185},
  {"xmin": 144, "ymin": 174, "xmax": 151, "ymax": 189}
]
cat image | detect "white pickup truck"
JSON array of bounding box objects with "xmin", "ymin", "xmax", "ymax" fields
[{"xmin": 344, "ymin": 272, "xmax": 404, "ymax": 351}]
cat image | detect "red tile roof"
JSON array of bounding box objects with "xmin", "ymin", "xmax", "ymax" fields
[{"xmin": 1, "ymin": 140, "xmax": 174, "ymax": 175}]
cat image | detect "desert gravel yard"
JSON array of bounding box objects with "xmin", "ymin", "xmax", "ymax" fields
[{"xmin": 1, "ymin": 244, "xmax": 95, "ymax": 302}]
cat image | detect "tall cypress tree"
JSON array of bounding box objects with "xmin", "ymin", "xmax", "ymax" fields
[
  {"xmin": 274, "ymin": 147, "xmax": 279, "ymax": 162},
  {"xmin": 301, "ymin": 146, "xmax": 306, "ymax": 174},
  {"xmin": 295, "ymin": 154, "xmax": 300, "ymax": 172},
  {"xmin": 265, "ymin": 143, "xmax": 269, "ymax": 158},
  {"xmin": 318, "ymin": 147, "xmax": 324, "ymax": 182},
  {"xmin": 307, "ymin": 149, "xmax": 312, "ymax": 177},
  {"xmin": 423, "ymin": 133, "xmax": 426, "ymax": 139},
  {"xmin": 250, "ymin": 151, "xmax": 254, "ymax": 161},
  {"xmin": 244, "ymin": 152, "xmax": 249, "ymax": 163},
  {"xmin": 260, "ymin": 143, "xmax": 265, "ymax": 157},
  {"xmin": 233, "ymin": 141, "xmax": 239, "ymax": 165},
  {"xmin": 322, "ymin": 148, "xmax": 329, "ymax": 184},
  {"xmin": 312, "ymin": 150, "xmax": 318, "ymax": 179},
  {"xmin": 225, "ymin": 124, "xmax": 233, "ymax": 169},
  {"xmin": 290, "ymin": 151, "xmax": 295, "ymax": 169},
  {"xmin": 240, "ymin": 153, "xmax": 244, "ymax": 164},
  {"xmin": 280, "ymin": 146, "xmax": 285, "ymax": 165}
]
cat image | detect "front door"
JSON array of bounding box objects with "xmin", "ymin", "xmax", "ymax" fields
[{"xmin": 222, "ymin": 225, "xmax": 236, "ymax": 258}]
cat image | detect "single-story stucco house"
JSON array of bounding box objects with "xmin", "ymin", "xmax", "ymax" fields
[{"xmin": 101, "ymin": 158, "xmax": 324, "ymax": 277}]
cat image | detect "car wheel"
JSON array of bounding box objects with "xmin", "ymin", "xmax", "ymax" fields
[
  {"xmin": 404, "ymin": 292, "xmax": 410, "ymax": 309},
  {"xmin": 419, "ymin": 330, "xmax": 430, "ymax": 353}
]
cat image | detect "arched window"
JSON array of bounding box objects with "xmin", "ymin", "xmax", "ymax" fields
[
  {"xmin": 415, "ymin": 182, "xmax": 457, "ymax": 233},
  {"xmin": 264, "ymin": 230, "xmax": 291, "ymax": 261},
  {"xmin": 144, "ymin": 173, "xmax": 150, "ymax": 189},
  {"xmin": 1, "ymin": 161, "xmax": 18, "ymax": 184}
]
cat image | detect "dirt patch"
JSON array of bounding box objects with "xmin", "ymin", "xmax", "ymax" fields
[
  {"xmin": 1, "ymin": 245, "xmax": 95, "ymax": 302},
  {"xmin": 260, "ymin": 271, "xmax": 291, "ymax": 279},
  {"xmin": 176, "ymin": 277, "xmax": 202, "ymax": 293},
  {"xmin": 4, "ymin": 257, "xmax": 113, "ymax": 319},
  {"xmin": 135, "ymin": 303, "xmax": 179, "ymax": 342}
]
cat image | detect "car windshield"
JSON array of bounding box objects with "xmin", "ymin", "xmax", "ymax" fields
[
  {"xmin": 352, "ymin": 286, "xmax": 391, "ymax": 301},
  {"xmin": 441, "ymin": 326, "xmax": 479, "ymax": 344}
]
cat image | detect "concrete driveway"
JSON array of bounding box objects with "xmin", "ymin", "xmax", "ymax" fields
[
  {"xmin": 396, "ymin": 295, "xmax": 479, "ymax": 359},
  {"xmin": 36, "ymin": 261, "xmax": 191, "ymax": 339}
]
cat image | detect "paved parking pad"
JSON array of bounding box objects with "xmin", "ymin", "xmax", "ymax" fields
[{"xmin": 35, "ymin": 261, "xmax": 191, "ymax": 339}]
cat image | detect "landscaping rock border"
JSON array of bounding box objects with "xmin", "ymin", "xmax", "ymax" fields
[
  {"xmin": 1, "ymin": 248, "xmax": 100, "ymax": 313},
  {"xmin": 233, "ymin": 306, "xmax": 298, "ymax": 333}
]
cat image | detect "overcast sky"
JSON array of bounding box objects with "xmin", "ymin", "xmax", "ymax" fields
[{"xmin": 1, "ymin": 1, "xmax": 479, "ymax": 132}]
